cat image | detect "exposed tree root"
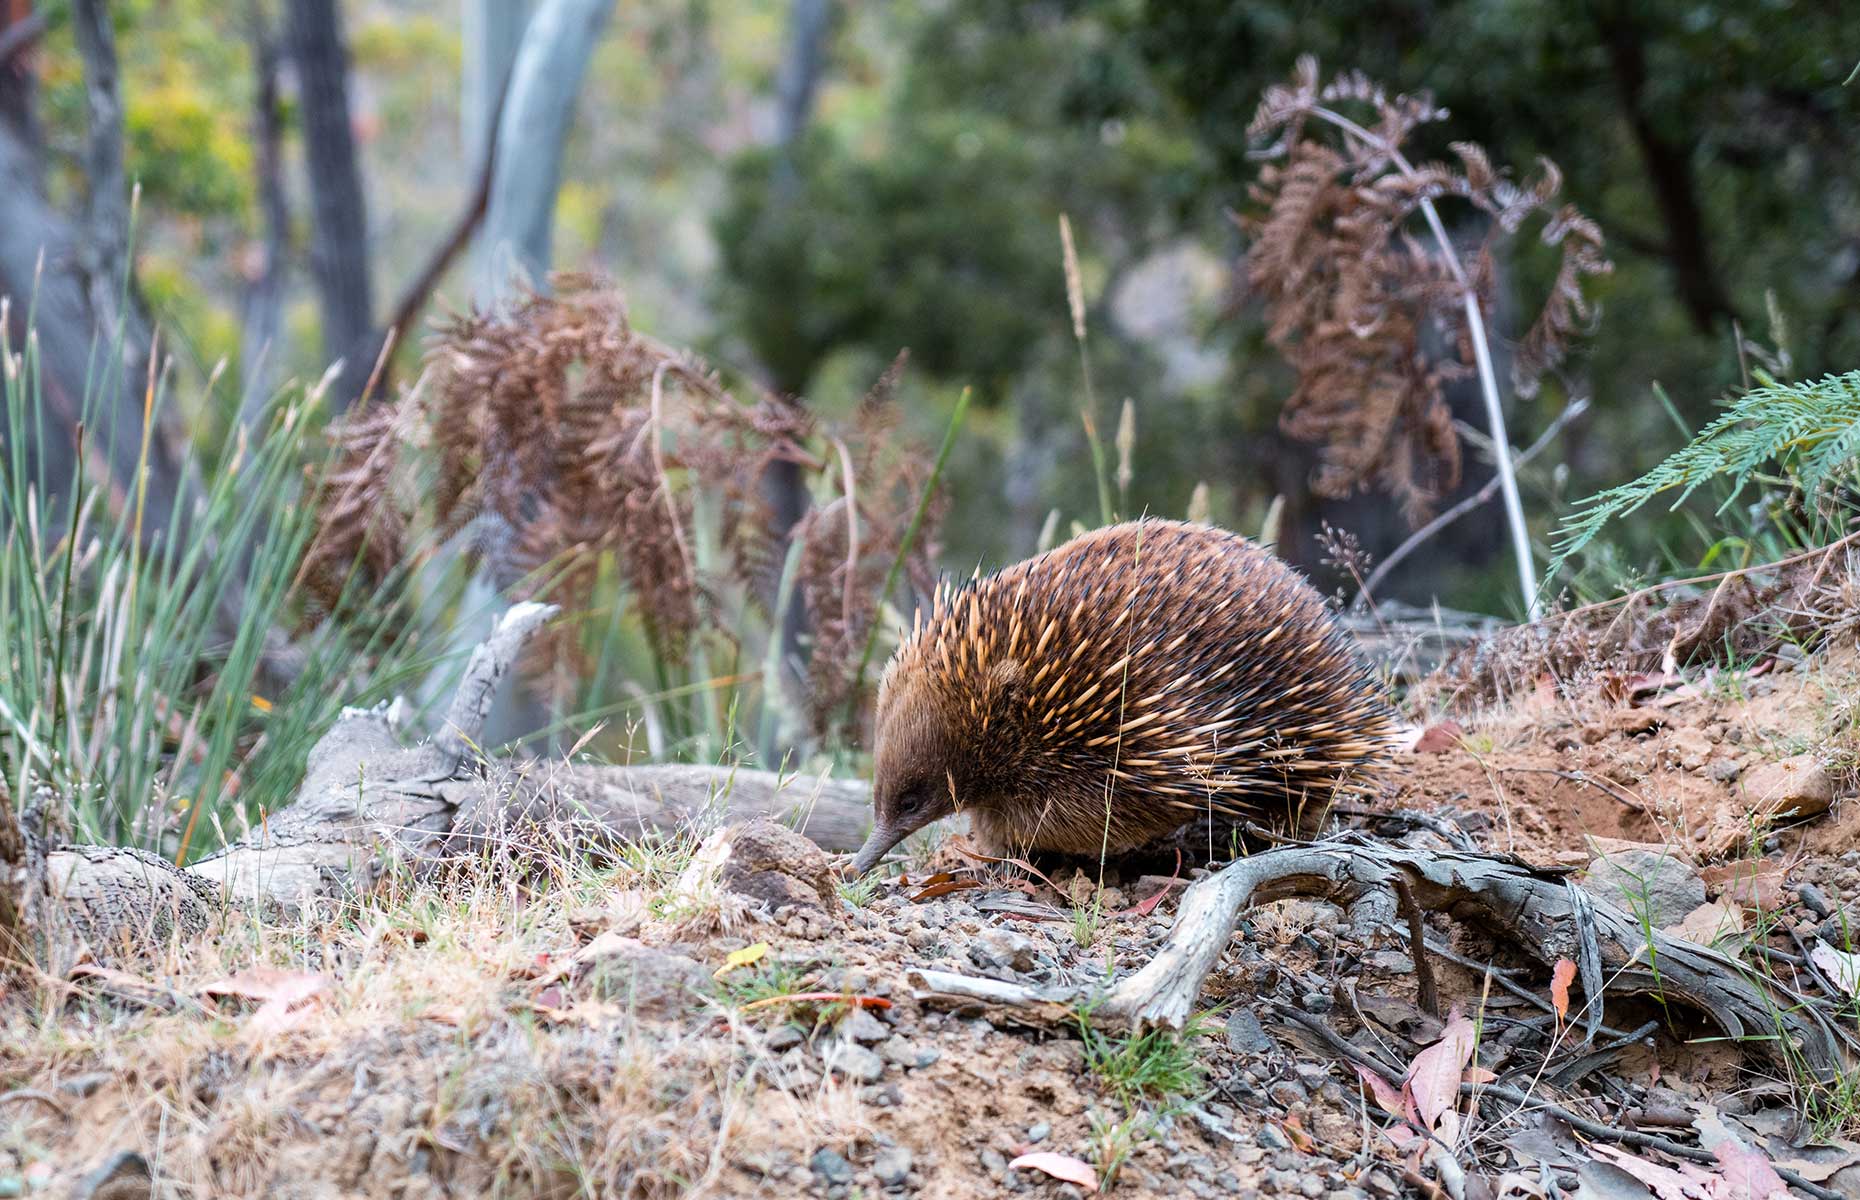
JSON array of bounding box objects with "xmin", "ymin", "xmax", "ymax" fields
[{"xmin": 911, "ymin": 839, "xmax": 1856, "ymax": 1082}]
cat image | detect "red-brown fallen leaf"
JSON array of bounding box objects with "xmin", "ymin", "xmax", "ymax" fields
[
  {"xmin": 1403, "ymin": 1014, "xmax": 1476, "ymax": 1135},
  {"xmin": 1700, "ymin": 861, "xmax": 1788, "ymax": 914},
  {"xmin": 1550, "ymin": 958, "xmax": 1577, "ymax": 1018},
  {"xmin": 1711, "ymin": 1140, "xmax": 1791, "ymax": 1199},
  {"xmin": 1130, "ymin": 849, "xmax": 1184, "ymax": 918},
  {"xmin": 1278, "ymin": 1114, "xmax": 1316, "ymax": 1152},
  {"xmin": 911, "ymin": 878, "xmax": 982, "ymax": 901},
  {"xmin": 1412, "ymin": 722, "xmax": 1465, "ymax": 754},
  {"xmin": 1355, "ymin": 1065, "xmax": 1406, "ymax": 1118},
  {"xmin": 738, "ymin": 992, "xmax": 893, "ymax": 1012},
  {"xmin": 1008, "ymin": 1152, "xmax": 1099, "ymax": 1192}
]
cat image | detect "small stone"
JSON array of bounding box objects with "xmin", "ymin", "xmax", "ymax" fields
[
  {"xmin": 1707, "ymin": 758, "xmax": 1743, "ymax": 782},
  {"xmin": 810, "ymin": 1148, "xmax": 855, "ymax": 1185},
  {"xmin": 1257, "ymin": 1124, "xmax": 1292, "ymax": 1150},
  {"xmin": 979, "ymin": 1147, "xmax": 1009, "ymax": 1180},
  {"xmin": 1225, "ymin": 1009, "xmax": 1276, "ymax": 1055},
  {"xmin": 1267, "ymin": 1080, "xmax": 1307, "ymax": 1108},
  {"xmin": 1743, "ymin": 755, "xmax": 1836, "ymax": 819},
  {"xmin": 1025, "ymin": 1122, "xmax": 1050, "ymax": 1144},
  {"xmin": 823, "ymin": 1041, "xmax": 886, "ymax": 1084},
  {"xmin": 1798, "ymin": 883, "xmax": 1834, "ymax": 918},
  {"xmin": 840, "ymin": 1008, "xmax": 891, "ymax": 1044},
  {"xmin": 1666, "ymin": 727, "xmax": 1713, "ymax": 771},
  {"xmin": 1300, "ymin": 1177, "xmax": 1325, "ymax": 1198},
  {"xmin": 765, "ymin": 1024, "xmax": 805, "ymax": 1051},
  {"xmin": 872, "ymin": 1146, "xmax": 913, "ymax": 1186},
  {"xmin": 1583, "ymin": 845, "xmax": 1706, "ymax": 927},
  {"xmin": 878, "ymin": 1038, "xmax": 940, "ymax": 1069},
  {"xmin": 58, "ymin": 1072, "xmax": 111, "ymax": 1098},
  {"xmin": 578, "ymin": 936, "xmax": 711, "ymax": 1018},
  {"xmin": 1299, "ymin": 991, "xmax": 1332, "ymax": 1015},
  {"xmin": 971, "ymin": 926, "xmax": 1040, "ymax": 974}
]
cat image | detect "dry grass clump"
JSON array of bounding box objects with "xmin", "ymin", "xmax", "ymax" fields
[
  {"xmin": 0, "ymin": 833, "xmax": 870, "ymax": 1199},
  {"xmin": 301, "ymin": 277, "xmax": 940, "ymax": 734},
  {"xmin": 1423, "ymin": 535, "xmax": 1860, "ymax": 708}
]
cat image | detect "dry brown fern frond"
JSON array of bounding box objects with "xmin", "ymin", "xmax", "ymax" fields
[
  {"xmin": 1240, "ymin": 56, "xmax": 1612, "ymax": 523},
  {"xmin": 302, "ymin": 277, "xmax": 941, "ymax": 738},
  {"xmin": 298, "ymin": 401, "xmax": 408, "ymax": 615}
]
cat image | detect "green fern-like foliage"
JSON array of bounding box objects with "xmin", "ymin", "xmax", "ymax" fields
[{"xmin": 1548, "ymin": 371, "xmax": 1860, "ymax": 585}]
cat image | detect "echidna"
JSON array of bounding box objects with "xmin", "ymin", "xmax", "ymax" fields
[{"xmin": 849, "ymin": 518, "xmax": 1396, "ymax": 874}]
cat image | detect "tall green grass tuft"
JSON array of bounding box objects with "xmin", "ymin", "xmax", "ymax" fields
[{"xmin": 0, "ymin": 320, "xmax": 454, "ymax": 857}]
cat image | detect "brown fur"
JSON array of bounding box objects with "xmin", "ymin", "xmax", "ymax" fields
[{"xmin": 851, "ymin": 519, "xmax": 1397, "ymax": 872}]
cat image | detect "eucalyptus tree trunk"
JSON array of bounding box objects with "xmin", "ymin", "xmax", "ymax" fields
[
  {"xmin": 463, "ymin": 0, "xmax": 530, "ymax": 177},
  {"xmin": 288, "ymin": 0, "xmax": 375, "ymax": 411},
  {"xmin": 239, "ymin": 0, "xmax": 291, "ymax": 424},
  {"xmin": 0, "ymin": 0, "xmax": 189, "ymax": 547},
  {"xmin": 449, "ymin": 0, "xmax": 614, "ymax": 749},
  {"xmin": 761, "ymin": 0, "xmax": 835, "ymax": 733},
  {"xmin": 472, "ymin": 0, "xmax": 613, "ymax": 305}
]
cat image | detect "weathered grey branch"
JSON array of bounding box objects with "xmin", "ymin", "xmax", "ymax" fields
[
  {"xmin": 910, "ymin": 842, "xmax": 1854, "ymax": 1082},
  {"xmin": 32, "ymin": 603, "xmax": 875, "ymax": 963}
]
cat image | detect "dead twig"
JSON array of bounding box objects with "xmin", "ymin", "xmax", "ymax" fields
[{"xmin": 1394, "ymin": 877, "xmax": 1439, "ymax": 1018}]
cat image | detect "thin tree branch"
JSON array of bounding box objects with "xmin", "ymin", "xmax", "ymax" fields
[{"xmin": 1355, "ymin": 399, "xmax": 1589, "ymax": 611}]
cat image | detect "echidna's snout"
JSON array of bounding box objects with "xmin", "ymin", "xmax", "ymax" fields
[{"xmin": 848, "ymin": 822, "xmax": 907, "ymax": 877}]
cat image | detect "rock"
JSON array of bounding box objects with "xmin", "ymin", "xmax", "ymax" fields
[
  {"xmin": 971, "ymin": 926, "xmax": 1040, "ymax": 974},
  {"xmin": 1699, "ymin": 861, "xmax": 1787, "ymax": 913},
  {"xmin": 1798, "ymin": 882, "xmax": 1834, "ymax": 918},
  {"xmin": 1583, "ymin": 846, "xmax": 1705, "ymax": 927},
  {"xmin": 1026, "ymin": 1122, "xmax": 1050, "ymax": 1144},
  {"xmin": 72, "ymin": 1153, "xmax": 151, "ymax": 1200},
  {"xmin": 823, "ymin": 1040, "xmax": 886, "ymax": 1084},
  {"xmin": 1257, "ymin": 1124, "xmax": 1291, "ymax": 1150},
  {"xmin": 1742, "ymin": 755, "xmax": 1836, "ymax": 820},
  {"xmin": 810, "ymin": 1149, "xmax": 855, "ymax": 1185},
  {"xmin": 718, "ymin": 820, "xmax": 840, "ymax": 915},
  {"xmin": 979, "ymin": 1148, "xmax": 1009, "ymax": 1181},
  {"xmin": 839, "ymin": 1007, "xmax": 891, "ymax": 1044},
  {"xmin": 878, "ymin": 1037, "xmax": 940, "ymax": 1069},
  {"xmin": 578, "ymin": 935, "xmax": 711, "ymax": 1018},
  {"xmin": 1707, "ymin": 758, "xmax": 1743, "ymax": 783},
  {"xmin": 765, "ymin": 1024, "xmax": 805, "ymax": 1051},
  {"xmin": 1226, "ymin": 1009, "xmax": 1276, "ymax": 1055},
  {"xmin": 872, "ymin": 1146, "xmax": 913, "ymax": 1186},
  {"xmin": 1665, "ymin": 727, "xmax": 1713, "ymax": 771}
]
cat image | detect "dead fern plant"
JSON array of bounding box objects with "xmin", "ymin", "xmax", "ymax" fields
[
  {"xmin": 1242, "ymin": 56, "xmax": 1611, "ymax": 614},
  {"xmin": 302, "ymin": 276, "xmax": 940, "ymax": 738}
]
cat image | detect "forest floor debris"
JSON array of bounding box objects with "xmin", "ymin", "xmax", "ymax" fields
[{"xmin": 5, "ymin": 640, "xmax": 1860, "ymax": 1197}]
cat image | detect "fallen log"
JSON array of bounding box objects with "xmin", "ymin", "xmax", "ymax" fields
[{"xmin": 24, "ymin": 604, "xmax": 875, "ymax": 967}]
